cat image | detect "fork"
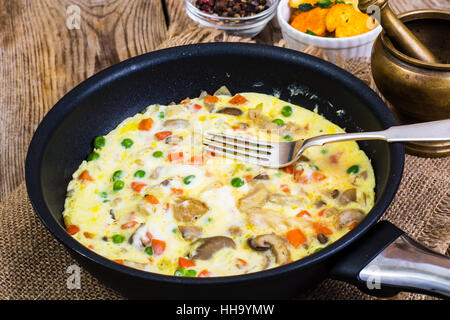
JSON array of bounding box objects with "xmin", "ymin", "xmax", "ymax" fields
[{"xmin": 203, "ymin": 119, "xmax": 450, "ymax": 168}]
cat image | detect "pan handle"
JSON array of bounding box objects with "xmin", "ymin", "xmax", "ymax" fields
[{"xmin": 329, "ymin": 221, "xmax": 450, "ymax": 298}]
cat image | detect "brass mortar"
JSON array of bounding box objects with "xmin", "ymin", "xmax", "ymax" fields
[{"xmin": 371, "ymin": 9, "xmax": 450, "ymax": 157}]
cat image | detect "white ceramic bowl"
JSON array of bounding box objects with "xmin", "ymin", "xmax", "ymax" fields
[{"xmin": 277, "ymin": 0, "xmax": 382, "ymax": 62}]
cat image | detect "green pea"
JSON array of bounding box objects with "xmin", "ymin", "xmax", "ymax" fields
[
  {"xmin": 134, "ymin": 170, "xmax": 146, "ymax": 178},
  {"xmin": 113, "ymin": 180, "xmax": 125, "ymax": 192},
  {"xmin": 185, "ymin": 269, "xmax": 197, "ymax": 277},
  {"xmin": 100, "ymin": 192, "xmax": 108, "ymax": 198},
  {"xmin": 152, "ymin": 151, "xmax": 163, "ymax": 158},
  {"xmin": 121, "ymin": 138, "xmax": 133, "ymax": 149},
  {"xmin": 158, "ymin": 112, "xmax": 165, "ymax": 119},
  {"xmin": 144, "ymin": 247, "xmax": 153, "ymax": 256},
  {"xmin": 172, "ymin": 228, "xmax": 177, "ymax": 234},
  {"xmin": 112, "ymin": 170, "xmax": 124, "ymax": 182},
  {"xmin": 112, "ymin": 235, "xmax": 125, "ymax": 244},
  {"xmin": 87, "ymin": 152, "xmax": 99, "ymax": 161},
  {"xmin": 347, "ymin": 165, "xmax": 360, "ymax": 175},
  {"xmin": 310, "ymin": 164, "xmax": 320, "ymax": 171},
  {"xmin": 321, "ymin": 149, "xmax": 328, "ymax": 154},
  {"xmin": 281, "ymin": 105, "xmax": 293, "ymax": 117},
  {"xmin": 183, "ymin": 175, "xmax": 195, "ymax": 185},
  {"xmin": 94, "ymin": 136, "xmax": 106, "ymax": 149},
  {"xmin": 231, "ymin": 177, "xmax": 244, "ymax": 188},
  {"xmin": 314, "ymin": 247, "xmax": 323, "ymax": 253},
  {"xmin": 207, "ymin": 217, "xmax": 212, "ymax": 223},
  {"xmin": 272, "ymin": 118, "xmax": 284, "ymax": 126},
  {"xmin": 174, "ymin": 268, "xmax": 186, "ymax": 276},
  {"xmin": 283, "ymin": 134, "xmax": 293, "ymax": 141}
]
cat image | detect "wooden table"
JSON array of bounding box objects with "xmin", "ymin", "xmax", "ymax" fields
[{"xmin": 0, "ymin": 0, "xmax": 449, "ymax": 202}]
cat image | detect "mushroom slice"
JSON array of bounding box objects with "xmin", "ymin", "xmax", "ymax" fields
[
  {"xmin": 178, "ymin": 225, "xmax": 202, "ymax": 241},
  {"xmin": 248, "ymin": 234, "xmax": 291, "ymax": 265},
  {"xmin": 216, "ymin": 107, "xmax": 244, "ymax": 116},
  {"xmin": 165, "ymin": 135, "xmax": 183, "ymax": 145},
  {"xmin": 314, "ymin": 199, "xmax": 327, "ymax": 208},
  {"xmin": 336, "ymin": 209, "xmax": 365, "ymax": 229},
  {"xmin": 192, "ymin": 236, "xmax": 236, "ymax": 260},
  {"xmin": 228, "ymin": 226, "xmax": 242, "ymax": 236},
  {"xmin": 173, "ymin": 197, "xmax": 209, "ymax": 223},
  {"xmin": 163, "ymin": 119, "xmax": 189, "ymax": 129},
  {"xmin": 214, "ymin": 85, "xmax": 232, "ymax": 96},
  {"xmin": 128, "ymin": 223, "xmax": 151, "ymax": 248},
  {"xmin": 338, "ymin": 188, "xmax": 357, "ymax": 205},
  {"xmin": 151, "ymin": 166, "xmax": 163, "ymax": 179},
  {"xmin": 322, "ymin": 207, "xmax": 338, "ymax": 217},
  {"xmin": 253, "ymin": 173, "xmax": 270, "ymax": 180},
  {"xmin": 238, "ymin": 183, "xmax": 269, "ymax": 212}
]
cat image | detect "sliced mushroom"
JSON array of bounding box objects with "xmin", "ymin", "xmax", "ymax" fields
[
  {"xmin": 314, "ymin": 200, "xmax": 327, "ymax": 209},
  {"xmin": 128, "ymin": 223, "xmax": 150, "ymax": 247},
  {"xmin": 216, "ymin": 107, "xmax": 244, "ymax": 116},
  {"xmin": 214, "ymin": 85, "xmax": 232, "ymax": 96},
  {"xmin": 165, "ymin": 135, "xmax": 183, "ymax": 145},
  {"xmin": 322, "ymin": 207, "xmax": 338, "ymax": 217},
  {"xmin": 238, "ymin": 184, "xmax": 268, "ymax": 212},
  {"xmin": 248, "ymin": 234, "xmax": 291, "ymax": 265},
  {"xmin": 317, "ymin": 233, "xmax": 329, "ymax": 244},
  {"xmin": 192, "ymin": 236, "xmax": 236, "ymax": 260},
  {"xmin": 228, "ymin": 226, "xmax": 242, "ymax": 236},
  {"xmin": 163, "ymin": 119, "xmax": 189, "ymax": 129},
  {"xmin": 338, "ymin": 188, "xmax": 357, "ymax": 206},
  {"xmin": 173, "ymin": 197, "xmax": 209, "ymax": 223},
  {"xmin": 253, "ymin": 173, "xmax": 269, "ymax": 180},
  {"xmin": 331, "ymin": 189, "xmax": 340, "ymax": 199},
  {"xmin": 109, "ymin": 209, "xmax": 116, "ymax": 220},
  {"xmin": 336, "ymin": 209, "xmax": 365, "ymax": 229},
  {"xmin": 160, "ymin": 179, "xmax": 171, "ymax": 186},
  {"xmin": 151, "ymin": 166, "xmax": 163, "ymax": 179},
  {"xmin": 178, "ymin": 225, "xmax": 202, "ymax": 240}
]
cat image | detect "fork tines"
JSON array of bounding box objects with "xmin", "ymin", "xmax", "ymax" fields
[{"xmin": 202, "ymin": 132, "xmax": 272, "ymax": 165}]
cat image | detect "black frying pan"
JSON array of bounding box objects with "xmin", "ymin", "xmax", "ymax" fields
[{"xmin": 25, "ymin": 43, "xmax": 450, "ymax": 299}]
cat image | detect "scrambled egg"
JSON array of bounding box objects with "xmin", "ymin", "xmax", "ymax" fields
[{"xmin": 63, "ymin": 92, "xmax": 375, "ymax": 277}]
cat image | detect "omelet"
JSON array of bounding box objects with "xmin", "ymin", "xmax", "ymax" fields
[{"xmin": 63, "ymin": 91, "xmax": 375, "ymax": 278}]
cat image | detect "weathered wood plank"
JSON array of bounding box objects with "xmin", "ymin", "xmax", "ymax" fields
[{"xmin": 0, "ymin": 0, "xmax": 168, "ymax": 201}]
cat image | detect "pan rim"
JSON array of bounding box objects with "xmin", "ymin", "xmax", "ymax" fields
[{"xmin": 25, "ymin": 42, "xmax": 405, "ymax": 286}]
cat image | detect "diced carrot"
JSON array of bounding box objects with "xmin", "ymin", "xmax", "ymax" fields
[
  {"xmin": 283, "ymin": 165, "xmax": 294, "ymax": 174},
  {"xmin": 148, "ymin": 258, "xmax": 154, "ymax": 263},
  {"xmin": 180, "ymin": 98, "xmax": 190, "ymax": 105},
  {"xmin": 145, "ymin": 194, "xmax": 159, "ymax": 205},
  {"xmin": 121, "ymin": 221, "xmax": 139, "ymax": 230},
  {"xmin": 349, "ymin": 222, "xmax": 358, "ymax": 230},
  {"xmin": 329, "ymin": 152, "xmax": 343, "ymax": 164},
  {"xmin": 313, "ymin": 222, "xmax": 333, "ymax": 235},
  {"xmin": 312, "ymin": 171, "xmax": 327, "ymax": 181},
  {"xmin": 244, "ymin": 175, "xmax": 253, "ymax": 182},
  {"xmin": 204, "ymin": 94, "xmax": 219, "ymax": 104},
  {"xmin": 83, "ymin": 232, "xmax": 95, "ymax": 239},
  {"xmin": 192, "ymin": 103, "xmax": 202, "ymax": 111},
  {"xmin": 229, "ymin": 94, "xmax": 248, "ymax": 105},
  {"xmin": 178, "ymin": 257, "xmax": 196, "ymax": 268},
  {"xmin": 155, "ymin": 131, "xmax": 172, "ymax": 140},
  {"xmin": 168, "ymin": 151, "xmax": 184, "ymax": 162},
  {"xmin": 131, "ymin": 182, "xmax": 147, "ymax": 193},
  {"xmin": 280, "ymin": 184, "xmax": 291, "ymax": 194},
  {"xmin": 190, "ymin": 155, "xmax": 204, "ymax": 165},
  {"xmin": 113, "ymin": 259, "xmax": 124, "ymax": 264},
  {"xmin": 297, "ymin": 210, "xmax": 311, "ymax": 218},
  {"xmin": 198, "ymin": 269, "xmax": 211, "ymax": 277},
  {"xmin": 87, "ymin": 245, "xmax": 94, "ymax": 250},
  {"xmin": 152, "ymin": 239, "xmax": 166, "ymax": 255},
  {"xmin": 171, "ymin": 188, "xmax": 183, "ymax": 195},
  {"xmin": 66, "ymin": 225, "xmax": 80, "ymax": 235},
  {"xmin": 293, "ymin": 169, "xmax": 304, "ymax": 182},
  {"xmin": 236, "ymin": 258, "xmax": 248, "ymax": 268},
  {"xmin": 138, "ymin": 118, "xmax": 153, "ymax": 131},
  {"xmin": 318, "ymin": 208, "xmax": 327, "ymax": 217},
  {"xmin": 78, "ymin": 170, "xmax": 93, "ymax": 182},
  {"xmin": 286, "ymin": 229, "xmax": 307, "ymax": 248}
]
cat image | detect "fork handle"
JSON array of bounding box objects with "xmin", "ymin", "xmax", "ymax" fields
[{"xmin": 303, "ymin": 119, "xmax": 450, "ymax": 149}]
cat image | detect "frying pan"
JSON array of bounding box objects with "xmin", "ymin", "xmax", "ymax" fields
[{"xmin": 25, "ymin": 43, "xmax": 450, "ymax": 299}]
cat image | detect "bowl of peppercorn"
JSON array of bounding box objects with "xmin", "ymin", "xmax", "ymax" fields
[{"xmin": 185, "ymin": 0, "xmax": 279, "ymax": 38}]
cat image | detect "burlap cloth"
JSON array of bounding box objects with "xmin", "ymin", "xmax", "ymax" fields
[{"xmin": 0, "ymin": 21, "xmax": 449, "ymax": 300}]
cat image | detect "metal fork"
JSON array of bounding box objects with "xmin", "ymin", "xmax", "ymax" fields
[{"xmin": 203, "ymin": 119, "xmax": 450, "ymax": 168}]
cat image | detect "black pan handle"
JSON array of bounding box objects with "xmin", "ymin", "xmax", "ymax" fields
[{"xmin": 329, "ymin": 221, "xmax": 450, "ymax": 298}]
